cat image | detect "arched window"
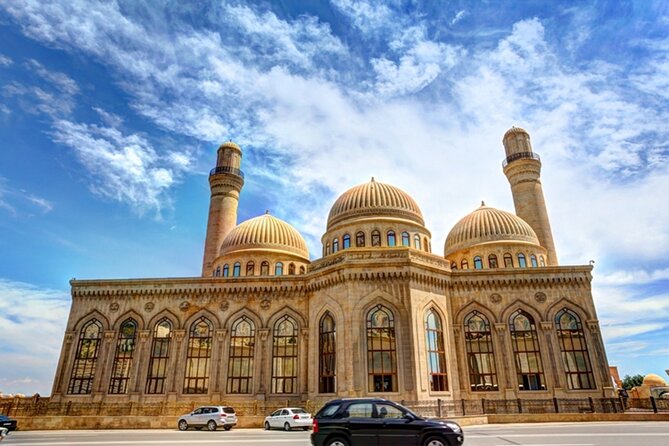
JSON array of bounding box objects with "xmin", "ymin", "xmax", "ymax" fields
[
  {"xmin": 227, "ymin": 316, "xmax": 255, "ymax": 394},
  {"xmin": 68, "ymin": 319, "xmax": 103, "ymax": 394},
  {"xmin": 260, "ymin": 261, "xmax": 270, "ymax": 276},
  {"xmin": 275, "ymin": 262, "xmax": 283, "ymax": 276},
  {"xmin": 183, "ymin": 317, "xmax": 212, "ymax": 394},
  {"xmin": 288, "ymin": 263, "xmax": 296, "ymax": 275},
  {"xmin": 414, "ymin": 234, "xmax": 421, "ymax": 249},
  {"xmin": 556, "ymin": 309, "xmax": 595, "ymax": 390},
  {"xmin": 332, "ymin": 238, "xmax": 339, "ymax": 253},
  {"xmin": 530, "ymin": 255, "xmax": 538, "ymax": 268},
  {"xmin": 343, "ymin": 234, "xmax": 351, "ymax": 249},
  {"xmin": 424, "ymin": 237, "xmax": 429, "ymax": 252},
  {"xmin": 425, "ymin": 309, "xmax": 448, "ymax": 391},
  {"xmin": 371, "ymin": 230, "xmax": 381, "ymax": 247},
  {"xmin": 488, "ymin": 254, "xmax": 498, "ymax": 269},
  {"xmin": 401, "ymin": 232, "xmax": 410, "ymax": 247},
  {"xmin": 271, "ymin": 315, "xmax": 298, "ymax": 394},
  {"xmin": 246, "ymin": 261, "xmax": 255, "ymax": 276},
  {"xmin": 108, "ymin": 319, "xmax": 137, "ymax": 394},
  {"xmin": 503, "ymin": 253, "xmax": 513, "ymax": 268},
  {"xmin": 366, "ymin": 304, "xmax": 397, "ymax": 392},
  {"xmin": 473, "ymin": 256, "xmax": 483, "ymax": 269},
  {"xmin": 233, "ymin": 262, "xmax": 241, "ymax": 277},
  {"xmin": 319, "ymin": 312, "xmax": 336, "ymax": 393},
  {"xmin": 299, "ymin": 266, "xmax": 306, "ymax": 274},
  {"xmin": 450, "ymin": 262, "xmax": 457, "ymax": 270},
  {"xmin": 214, "ymin": 266, "xmax": 221, "ymax": 277},
  {"xmin": 387, "ymin": 230, "xmax": 396, "ymax": 247},
  {"xmin": 509, "ymin": 310, "xmax": 546, "ymax": 391},
  {"xmin": 464, "ymin": 311, "xmax": 498, "ymax": 391},
  {"xmin": 326, "ymin": 243, "xmax": 331, "ymax": 255},
  {"xmin": 461, "ymin": 259, "xmax": 469, "ymax": 270},
  {"xmin": 517, "ymin": 253, "xmax": 527, "ymax": 268},
  {"xmin": 539, "ymin": 255, "xmax": 546, "ymax": 267},
  {"xmin": 146, "ymin": 319, "xmax": 172, "ymax": 394},
  {"xmin": 356, "ymin": 231, "xmax": 365, "ymax": 247},
  {"xmin": 223, "ymin": 264, "xmax": 229, "ymax": 277}
]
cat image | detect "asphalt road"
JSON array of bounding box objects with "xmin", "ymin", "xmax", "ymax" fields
[{"xmin": 4, "ymin": 422, "xmax": 669, "ymax": 446}]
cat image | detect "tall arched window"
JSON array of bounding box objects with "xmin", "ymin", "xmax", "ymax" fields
[
  {"xmin": 223, "ymin": 264, "xmax": 229, "ymax": 277},
  {"xmin": 275, "ymin": 262, "xmax": 283, "ymax": 276},
  {"xmin": 401, "ymin": 232, "xmax": 410, "ymax": 246},
  {"xmin": 356, "ymin": 231, "xmax": 365, "ymax": 247},
  {"xmin": 371, "ymin": 230, "xmax": 381, "ymax": 247},
  {"xmin": 464, "ymin": 311, "xmax": 498, "ymax": 391},
  {"xmin": 450, "ymin": 262, "xmax": 457, "ymax": 270},
  {"xmin": 367, "ymin": 305, "xmax": 397, "ymax": 392},
  {"xmin": 556, "ymin": 309, "xmax": 595, "ymax": 390},
  {"xmin": 214, "ymin": 266, "xmax": 221, "ymax": 277},
  {"xmin": 68, "ymin": 319, "xmax": 103, "ymax": 394},
  {"xmin": 146, "ymin": 319, "xmax": 172, "ymax": 394},
  {"xmin": 227, "ymin": 316, "xmax": 255, "ymax": 394},
  {"xmin": 326, "ymin": 242, "xmax": 331, "ymax": 255},
  {"xmin": 289, "ymin": 263, "xmax": 296, "ymax": 275},
  {"xmin": 319, "ymin": 312, "xmax": 336, "ymax": 393},
  {"xmin": 108, "ymin": 318, "xmax": 137, "ymax": 394},
  {"xmin": 539, "ymin": 255, "xmax": 546, "ymax": 267},
  {"xmin": 488, "ymin": 254, "xmax": 498, "ymax": 269},
  {"xmin": 332, "ymin": 238, "xmax": 339, "ymax": 253},
  {"xmin": 425, "ymin": 309, "xmax": 448, "ymax": 391},
  {"xmin": 246, "ymin": 261, "xmax": 255, "ymax": 276},
  {"xmin": 424, "ymin": 237, "xmax": 429, "ymax": 252},
  {"xmin": 414, "ymin": 234, "xmax": 421, "ymax": 249},
  {"xmin": 260, "ymin": 261, "xmax": 269, "ymax": 276},
  {"xmin": 299, "ymin": 266, "xmax": 306, "ymax": 274},
  {"xmin": 233, "ymin": 262, "xmax": 241, "ymax": 277},
  {"xmin": 503, "ymin": 253, "xmax": 513, "ymax": 268},
  {"xmin": 183, "ymin": 317, "xmax": 212, "ymax": 394},
  {"xmin": 530, "ymin": 255, "xmax": 538, "ymax": 268},
  {"xmin": 517, "ymin": 253, "xmax": 527, "ymax": 268},
  {"xmin": 473, "ymin": 256, "xmax": 483, "ymax": 269},
  {"xmin": 343, "ymin": 234, "xmax": 351, "ymax": 249},
  {"xmin": 387, "ymin": 230, "xmax": 396, "ymax": 247},
  {"xmin": 271, "ymin": 315, "xmax": 298, "ymax": 394},
  {"xmin": 461, "ymin": 259, "xmax": 469, "ymax": 269},
  {"xmin": 509, "ymin": 310, "xmax": 546, "ymax": 391}
]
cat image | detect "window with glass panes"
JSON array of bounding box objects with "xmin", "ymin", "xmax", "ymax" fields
[
  {"xmin": 319, "ymin": 312, "xmax": 336, "ymax": 393},
  {"xmin": 509, "ymin": 310, "xmax": 546, "ymax": 390},
  {"xmin": 146, "ymin": 319, "xmax": 172, "ymax": 394},
  {"xmin": 108, "ymin": 319, "xmax": 137, "ymax": 394},
  {"xmin": 271, "ymin": 315, "xmax": 298, "ymax": 394},
  {"xmin": 555, "ymin": 309, "xmax": 596, "ymax": 390},
  {"xmin": 464, "ymin": 311, "xmax": 498, "ymax": 391},
  {"xmin": 367, "ymin": 305, "xmax": 397, "ymax": 392},
  {"xmin": 227, "ymin": 316, "xmax": 255, "ymax": 394},
  {"xmin": 425, "ymin": 309, "xmax": 448, "ymax": 391},
  {"xmin": 183, "ymin": 317, "xmax": 212, "ymax": 394},
  {"xmin": 68, "ymin": 319, "xmax": 103, "ymax": 394}
]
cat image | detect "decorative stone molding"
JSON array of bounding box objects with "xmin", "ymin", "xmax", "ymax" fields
[
  {"xmin": 301, "ymin": 328, "xmax": 309, "ymax": 340},
  {"xmin": 490, "ymin": 293, "xmax": 502, "ymax": 304},
  {"xmin": 539, "ymin": 321, "xmax": 553, "ymax": 331},
  {"xmin": 179, "ymin": 301, "xmax": 190, "ymax": 312},
  {"xmin": 534, "ymin": 292, "xmax": 547, "ymax": 303},
  {"xmin": 103, "ymin": 330, "xmax": 116, "ymax": 340},
  {"xmin": 216, "ymin": 329, "xmax": 228, "ymax": 341},
  {"xmin": 586, "ymin": 320, "xmax": 600, "ymax": 333},
  {"xmin": 174, "ymin": 329, "xmax": 186, "ymax": 341},
  {"xmin": 452, "ymin": 325, "xmax": 462, "ymax": 338},
  {"xmin": 138, "ymin": 330, "xmax": 151, "ymax": 341},
  {"xmin": 260, "ymin": 297, "xmax": 271, "ymax": 310},
  {"xmin": 494, "ymin": 323, "xmax": 507, "ymax": 333},
  {"xmin": 219, "ymin": 300, "xmax": 230, "ymax": 312},
  {"xmin": 110, "ymin": 302, "xmax": 119, "ymax": 312},
  {"xmin": 144, "ymin": 301, "xmax": 155, "ymax": 312},
  {"xmin": 65, "ymin": 333, "xmax": 75, "ymax": 344},
  {"xmin": 258, "ymin": 328, "xmax": 270, "ymax": 341}
]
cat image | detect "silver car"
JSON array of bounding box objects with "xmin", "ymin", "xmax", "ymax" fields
[
  {"xmin": 177, "ymin": 406, "xmax": 237, "ymax": 431},
  {"xmin": 264, "ymin": 407, "xmax": 313, "ymax": 431}
]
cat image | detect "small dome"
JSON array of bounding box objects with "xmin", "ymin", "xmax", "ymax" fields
[
  {"xmin": 220, "ymin": 213, "xmax": 309, "ymax": 260},
  {"xmin": 503, "ymin": 126, "xmax": 529, "ymax": 139},
  {"xmin": 327, "ymin": 178, "xmax": 424, "ymax": 230},
  {"xmin": 445, "ymin": 203, "xmax": 540, "ymax": 256},
  {"xmin": 643, "ymin": 374, "xmax": 667, "ymax": 387},
  {"xmin": 219, "ymin": 140, "xmax": 242, "ymax": 153}
]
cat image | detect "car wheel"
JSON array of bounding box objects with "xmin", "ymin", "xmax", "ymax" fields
[
  {"xmin": 207, "ymin": 420, "xmax": 217, "ymax": 431},
  {"xmin": 423, "ymin": 437, "xmax": 447, "ymax": 446},
  {"xmin": 284, "ymin": 422, "xmax": 291, "ymax": 431},
  {"xmin": 325, "ymin": 437, "xmax": 349, "ymax": 446},
  {"xmin": 178, "ymin": 420, "xmax": 188, "ymax": 431},
  {"xmin": 264, "ymin": 421, "xmax": 270, "ymax": 430},
  {"xmin": 223, "ymin": 425, "xmax": 232, "ymax": 431}
]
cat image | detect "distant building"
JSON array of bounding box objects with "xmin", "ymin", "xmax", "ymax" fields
[{"xmin": 50, "ymin": 127, "xmax": 614, "ymax": 407}]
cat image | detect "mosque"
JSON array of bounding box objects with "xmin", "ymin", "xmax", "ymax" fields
[{"xmin": 49, "ymin": 127, "xmax": 614, "ymax": 407}]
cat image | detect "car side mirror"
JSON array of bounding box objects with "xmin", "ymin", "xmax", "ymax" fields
[{"xmin": 403, "ymin": 413, "xmax": 414, "ymax": 422}]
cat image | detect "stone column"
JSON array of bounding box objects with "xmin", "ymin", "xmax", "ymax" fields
[
  {"xmin": 257, "ymin": 328, "xmax": 270, "ymax": 395},
  {"xmin": 52, "ymin": 331, "xmax": 76, "ymax": 398},
  {"xmin": 131, "ymin": 330, "xmax": 152, "ymax": 395},
  {"xmin": 494, "ymin": 322, "xmax": 513, "ymax": 395},
  {"xmin": 540, "ymin": 321, "xmax": 561, "ymax": 392},
  {"xmin": 300, "ymin": 328, "xmax": 309, "ymax": 397},
  {"xmin": 213, "ymin": 329, "xmax": 228, "ymax": 397},
  {"xmin": 93, "ymin": 330, "xmax": 118, "ymax": 398},
  {"xmin": 587, "ymin": 320, "xmax": 613, "ymax": 394},
  {"xmin": 453, "ymin": 325, "xmax": 467, "ymax": 393},
  {"xmin": 169, "ymin": 329, "xmax": 187, "ymax": 395}
]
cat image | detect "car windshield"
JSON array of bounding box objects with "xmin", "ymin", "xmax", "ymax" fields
[
  {"xmin": 223, "ymin": 407, "xmax": 235, "ymax": 414},
  {"xmin": 316, "ymin": 404, "xmax": 340, "ymax": 418},
  {"xmin": 291, "ymin": 409, "xmax": 307, "ymax": 414}
]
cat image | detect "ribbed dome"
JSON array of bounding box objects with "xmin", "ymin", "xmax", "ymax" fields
[
  {"xmin": 220, "ymin": 213, "xmax": 309, "ymax": 259},
  {"xmin": 219, "ymin": 140, "xmax": 241, "ymax": 153},
  {"xmin": 327, "ymin": 178, "xmax": 424, "ymax": 230},
  {"xmin": 503, "ymin": 126, "xmax": 529, "ymax": 139},
  {"xmin": 445, "ymin": 203, "xmax": 540, "ymax": 256},
  {"xmin": 643, "ymin": 374, "xmax": 667, "ymax": 387}
]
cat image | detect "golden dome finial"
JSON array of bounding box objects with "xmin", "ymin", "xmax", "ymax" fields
[
  {"xmin": 481, "ymin": 200, "xmax": 486, "ymax": 207},
  {"xmin": 371, "ymin": 176, "xmax": 375, "ymax": 182},
  {"xmin": 265, "ymin": 209, "xmax": 270, "ymax": 215}
]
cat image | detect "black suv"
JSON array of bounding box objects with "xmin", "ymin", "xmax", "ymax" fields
[{"xmin": 311, "ymin": 398, "xmax": 464, "ymax": 446}]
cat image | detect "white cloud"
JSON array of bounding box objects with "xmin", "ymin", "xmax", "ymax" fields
[
  {"xmin": 0, "ymin": 54, "xmax": 12, "ymax": 66},
  {"xmin": 26, "ymin": 59, "xmax": 79, "ymax": 95},
  {"xmin": 451, "ymin": 10, "xmax": 467, "ymax": 25},
  {"xmin": 0, "ymin": 176, "xmax": 53, "ymax": 215},
  {"xmin": 330, "ymin": 0, "xmax": 394, "ymax": 34}
]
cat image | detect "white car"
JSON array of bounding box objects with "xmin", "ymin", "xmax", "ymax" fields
[
  {"xmin": 264, "ymin": 407, "xmax": 313, "ymax": 431},
  {"xmin": 177, "ymin": 405, "xmax": 237, "ymax": 431}
]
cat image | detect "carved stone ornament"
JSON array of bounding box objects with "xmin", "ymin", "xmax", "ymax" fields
[
  {"xmin": 144, "ymin": 301, "xmax": 155, "ymax": 312},
  {"xmin": 260, "ymin": 297, "xmax": 271, "ymax": 310},
  {"xmin": 65, "ymin": 333, "xmax": 74, "ymax": 344},
  {"xmin": 179, "ymin": 301, "xmax": 191, "ymax": 312},
  {"xmin": 489, "ymin": 293, "xmax": 502, "ymax": 304},
  {"xmin": 110, "ymin": 302, "xmax": 120, "ymax": 312},
  {"xmin": 219, "ymin": 300, "xmax": 230, "ymax": 312},
  {"xmin": 540, "ymin": 321, "xmax": 553, "ymax": 331},
  {"xmin": 534, "ymin": 292, "xmax": 547, "ymax": 303}
]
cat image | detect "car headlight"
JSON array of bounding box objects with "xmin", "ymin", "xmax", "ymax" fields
[{"xmin": 444, "ymin": 421, "xmax": 462, "ymax": 433}]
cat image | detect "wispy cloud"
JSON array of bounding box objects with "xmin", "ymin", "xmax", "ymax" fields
[
  {"xmin": 0, "ymin": 176, "xmax": 53, "ymax": 216},
  {"xmin": 451, "ymin": 10, "xmax": 467, "ymax": 25},
  {"xmin": 26, "ymin": 59, "xmax": 79, "ymax": 95},
  {"xmin": 0, "ymin": 54, "xmax": 13, "ymax": 66}
]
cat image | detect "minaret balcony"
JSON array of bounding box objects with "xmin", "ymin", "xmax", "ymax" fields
[
  {"xmin": 502, "ymin": 151, "xmax": 541, "ymax": 167},
  {"xmin": 210, "ymin": 166, "xmax": 245, "ymax": 179}
]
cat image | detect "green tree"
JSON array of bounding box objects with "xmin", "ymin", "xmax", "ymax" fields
[{"xmin": 622, "ymin": 374, "xmax": 645, "ymax": 390}]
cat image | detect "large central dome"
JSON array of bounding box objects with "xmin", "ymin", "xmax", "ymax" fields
[
  {"xmin": 220, "ymin": 212, "xmax": 309, "ymax": 260},
  {"xmin": 327, "ymin": 178, "xmax": 424, "ymax": 230}
]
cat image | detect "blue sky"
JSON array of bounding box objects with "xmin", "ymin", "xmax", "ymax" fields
[{"xmin": 1, "ymin": 1, "xmax": 668, "ymax": 395}]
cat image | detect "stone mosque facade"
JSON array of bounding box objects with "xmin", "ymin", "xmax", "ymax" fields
[{"xmin": 50, "ymin": 127, "xmax": 614, "ymax": 408}]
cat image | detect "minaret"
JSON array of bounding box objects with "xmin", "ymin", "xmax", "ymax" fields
[
  {"xmin": 502, "ymin": 127, "xmax": 558, "ymax": 265},
  {"xmin": 202, "ymin": 141, "xmax": 244, "ymax": 276}
]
